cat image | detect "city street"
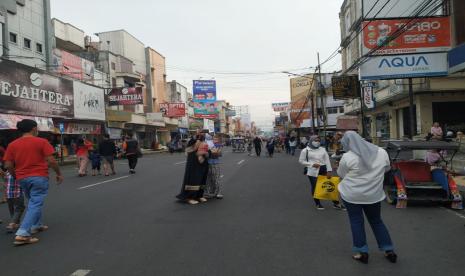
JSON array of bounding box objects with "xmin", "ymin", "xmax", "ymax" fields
[{"xmin": 1, "ymin": 149, "xmax": 464, "ymax": 276}]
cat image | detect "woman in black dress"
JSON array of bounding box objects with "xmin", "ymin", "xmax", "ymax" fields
[{"xmin": 176, "ymin": 135, "xmax": 209, "ymax": 205}]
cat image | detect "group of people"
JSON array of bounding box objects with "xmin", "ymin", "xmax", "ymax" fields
[
  {"xmin": 298, "ymin": 131, "xmax": 397, "ymax": 264},
  {"xmin": 176, "ymin": 132, "xmax": 224, "ymax": 205}
]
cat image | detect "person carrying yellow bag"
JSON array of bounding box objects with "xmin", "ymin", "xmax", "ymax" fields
[
  {"xmin": 299, "ymin": 135, "xmax": 345, "ymax": 211},
  {"xmin": 314, "ymin": 175, "xmax": 341, "ymax": 202}
]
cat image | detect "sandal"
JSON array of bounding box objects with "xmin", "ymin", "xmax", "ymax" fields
[
  {"xmin": 31, "ymin": 225, "xmax": 49, "ymax": 234},
  {"xmin": 6, "ymin": 223, "xmax": 19, "ymax": 234},
  {"xmin": 199, "ymin": 198, "xmax": 208, "ymax": 203},
  {"xmin": 352, "ymin": 253, "xmax": 369, "ymax": 264},
  {"xmin": 187, "ymin": 199, "xmax": 199, "ymax": 205},
  {"xmin": 14, "ymin": 236, "xmax": 39, "ymax": 246},
  {"xmin": 385, "ymin": 251, "xmax": 397, "ymax": 263}
]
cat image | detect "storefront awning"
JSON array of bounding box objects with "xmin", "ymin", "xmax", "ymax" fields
[{"xmin": 0, "ymin": 113, "xmax": 54, "ymax": 132}]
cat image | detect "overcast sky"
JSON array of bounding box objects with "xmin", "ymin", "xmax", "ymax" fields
[{"xmin": 51, "ymin": 0, "xmax": 344, "ymax": 128}]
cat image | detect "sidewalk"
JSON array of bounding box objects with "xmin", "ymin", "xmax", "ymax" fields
[{"xmin": 59, "ymin": 149, "xmax": 168, "ymax": 166}]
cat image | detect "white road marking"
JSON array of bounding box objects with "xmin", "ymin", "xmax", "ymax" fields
[
  {"xmin": 78, "ymin": 176, "xmax": 130, "ymax": 190},
  {"xmin": 442, "ymin": 207, "xmax": 465, "ymax": 220},
  {"xmin": 70, "ymin": 269, "xmax": 91, "ymax": 276},
  {"xmin": 238, "ymin": 160, "xmax": 245, "ymax": 165},
  {"xmin": 174, "ymin": 161, "xmax": 187, "ymax": 165}
]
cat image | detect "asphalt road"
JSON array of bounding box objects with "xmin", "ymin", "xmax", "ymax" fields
[{"xmin": 0, "ymin": 149, "xmax": 464, "ymax": 276}]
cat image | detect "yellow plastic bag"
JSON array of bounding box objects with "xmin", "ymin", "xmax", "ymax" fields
[{"xmin": 314, "ymin": 176, "xmax": 340, "ymax": 201}]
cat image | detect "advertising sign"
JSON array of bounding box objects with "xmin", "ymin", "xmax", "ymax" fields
[
  {"xmin": 0, "ymin": 59, "xmax": 74, "ymax": 118},
  {"xmin": 52, "ymin": 49, "xmax": 83, "ymax": 80},
  {"xmin": 0, "ymin": 114, "xmax": 54, "ymax": 131},
  {"xmin": 203, "ymin": 119, "xmax": 215, "ymax": 133},
  {"xmin": 146, "ymin": 112, "xmax": 166, "ymax": 127},
  {"xmin": 362, "ymin": 83, "xmax": 376, "ymax": 109},
  {"xmin": 108, "ymin": 87, "xmax": 143, "ymax": 106},
  {"xmin": 64, "ymin": 123, "xmax": 101, "ymax": 134},
  {"xmin": 363, "ymin": 0, "xmax": 444, "ymax": 19},
  {"xmin": 331, "ymin": 75, "xmax": 360, "ymax": 100},
  {"xmin": 159, "ymin": 103, "xmax": 186, "ymax": 118},
  {"xmin": 193, "ymin": 80, "xmax": 216, "ymax": 102},
  {"xmin": 290, "ymin": 76, "xmax": 314, "ymax": 128},
  {"xmin": 73, "ymin": 81, "xmax": 105, "ymax": 121},
  {"xmin": 272, "ymin": 102, "xmax": 291, "ymax": 112},
  {"xmin": 360, "ymin": 53, "xmax": 448, "ymax": 80},
  {"xmin": 362, "ymin": 17, "xmax": 451, "ymax": 55},
  {"xmin": 225, "ymin": 109, "xmax": 237, "ymax": 117},
  {"xmin": 449, "ymin": 43, "xmax": 465, "ymax": 74},
  {"xmin": 194, "ymin": 102, "xmax": 219, "ymax": 119}
]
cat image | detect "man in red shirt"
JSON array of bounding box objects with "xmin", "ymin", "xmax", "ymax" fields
[{"xmin": 4, "ymin": 119, "xmax": 64, "ymax": 246}]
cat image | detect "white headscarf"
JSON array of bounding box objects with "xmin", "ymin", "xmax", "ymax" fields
[{"xmin": 340, "ymin": 131, "xmax": 379, "ymax": 170}]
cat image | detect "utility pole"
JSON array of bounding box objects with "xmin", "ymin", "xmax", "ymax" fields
[
  {"xmin": 310, "ymin": 89, "xmax": 316, "ymax": 135},
  {"xmin": 317, "ymin": 53, "xmax": 327, "ymax": 138},
  {"xmin": 408, "ymin": 78, "xmax": 415, "ymax": 140}
]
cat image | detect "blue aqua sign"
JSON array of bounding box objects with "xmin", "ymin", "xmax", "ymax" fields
[{"xmin": 193, "ymin": 80, "xmax": 216, "ymax": 103}]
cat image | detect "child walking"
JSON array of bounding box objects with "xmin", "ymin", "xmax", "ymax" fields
[
  {"xmin": 1, "ymin": 169, "xmax": 25, "ymax": 233},
  {"xmin": 89, "ymin": 150, "xmax": 102, "ymax": 176}
]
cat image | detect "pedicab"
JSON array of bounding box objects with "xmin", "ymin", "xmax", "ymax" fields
[
  {"xmin": 231, "ymin": 137, "xmax": 246, "ymax": 153},
  {"xmin": 384, "ymin": 141, "xmax": 463, "ymax": 209}
]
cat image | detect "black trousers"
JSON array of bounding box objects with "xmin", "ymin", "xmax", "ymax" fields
[
  {"xmin": 307, "ymin": 165, "xmax": 339, "ymax": 206},
  {"xmin": 255, "ymin": 146, "xmax": 261, "ymax": 156},
  {"xmin": 127, "ymin": 154, "xmax": 138, "ymax": 170}
]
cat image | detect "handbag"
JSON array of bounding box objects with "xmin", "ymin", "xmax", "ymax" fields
[{"xmin": 314, "ymin": 176, "xmax": 340, "ymax": 201}]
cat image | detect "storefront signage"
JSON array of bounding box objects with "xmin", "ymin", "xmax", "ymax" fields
[
  {"xmin": 146, "ymin": 112, "xmax": 166, "ymax": 127},
  {"xmin": 331, "ymin": 75, "xmax": 360, "ymax": 100},
  {"xmin": 63, "ymin": 123, "xmax": 101, "ymax": 135},
  {"xmin": 194, "ymin": 102, "xmax": 219, "ymax": 119},
  {"xmin": 0, "ymin": 59, "xmax": 74, "ymax": 118},
  {"xmin": 362, "ymin": 83, "xmax": 376, "ymax": 109},
  {"xmin": 73, "ymin": 81, "xmax": 105, "ymax": 121},
  {"xmin": 108, "ymin": 87, "xmax": 143, "ymax": 106},
  {"xmin": 362, "ymin": 17, "xmax": 451, "ymax": 55},
  {"xmin": 159, "ymin": 103, "xmax": 186, "ymax": 118},
  {"xmin": 272, "ymin": 102, "xmax": 291, "ymax": 112},
  {"xmin": 0, "ymin": 114, "xmax": 54, "ymax": 131},
  {"xmin": 193, "ymin": 80, "xmax": 216, "ymax": 103},
  {"xmin": 360, "ymin": 53, "xmax": 448, "ymax": 80},
  {"xmin": 449, "ymin": 43, "xmax": 465, "ymax": 74}
]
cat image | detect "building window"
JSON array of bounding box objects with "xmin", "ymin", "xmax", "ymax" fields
[
  {"xmin": 9, "ymin": 32, "xmax": 17, "ymax": 44},
  {"xmin": 339, "ymin": 106, "xmax": 345, "ymax": 113},
  {"xmin": 327, "ymin": 107, "xmax": 339, "ymax": 114},
  {"xmin": 23, "ymin": 38, "xmax": 31, "ymax": 49},
  {"xmin": 112, "ymin": 78, "xmax": 117, "ymax": 87},
  {"xmin": 36, "ymin": 43, "xmax": 43, "ymax": 53},
  {"xmin": 111, "ymin": 62, "xmax": 116, "ymax": 70}
]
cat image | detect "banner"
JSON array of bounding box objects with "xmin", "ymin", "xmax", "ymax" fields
[
  {"xmin": 193, "ymin": 80, "xmax": 216, "ymax": 103},
  {"xmin": 108, "ymin": 87, "xmax": 143, "ymax": 106},
  {"xmin": 290, "ymin": 76, "xmax": 314, "ymax": 128},
  {"xmin": 146, "ymin": 112, "xmax": 165, "ymax": 127},
  {"xmin": 363, "ymin": 17, "xmax": 451, "ymax": 55},
  {"xmin": 449, "ymin": 43, "xmax": 465, "ymax": 74},
  {"xmin": 272, "ymin": 102, "xmax": 290, "ymax": 112},
  {"xmin": 0, "ymin": 114, "xmax": 54, "ymax": 131},
  {"xmin": 362, "ymin": 83, "xmax": 375, "ymax": 109},
  {"xmin": 73, "ymin": 81, "xmax": 105, "ymax": 121},
  {"xmin": 194, "ymin": 102, "xmax": 219, "ymax": 119},
  {"xmin": 360, "ymin": 53, "xmax": 448, "ymax": 80},
  {"xmin": 159, "ymin": 103, "xmax": 186, "ymax": 118},
  {"xmin": 63, "ymin": 123, "xmax": 101, "ymax": 135},
  {"xmin": 332, "ymin": 75, "xmax": 360, "ymax": 100},
  {"xmin": 203, "ymin": 119, "xmax": 215, "ymax": 133},
  {"xmin": 0, "ymin": 59, "xmax": 74, "ymax": 118}
]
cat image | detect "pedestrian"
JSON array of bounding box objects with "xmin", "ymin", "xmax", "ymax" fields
[
  {"xmin": 299, "ymin": 135, "xmax": 345, "ymax": 210},
  {"xmin": 204, "ymin": 134, "xmax": 224, "ymax": 199},
  {"xmin": 253, "ymin": 136, "xmax": 262, "ymax": 157},
  {"xmin": 430, "ymin": 122, "xmax": 443, "ymax": 140},
  {"xmin": 266, "ymin": 137, "xmax": 275, "ymax": 158},
  {"xmin": 336, "ymin": 131, "xmax": 397, "ymax": 264},
  {"xmin": 246, "ymin": 138, "xmax": 253, "ymax": 156},
  {"xmin": 89, "ymin": 150, "xmax": 101, "ymax": 176},
  {"xmin": 176, "ymin": 134, "xmax": 209, "ymax": 205},
  {"xmin": 285, "ymin": 136, "xmax": 291, "ymax": 154},
  {"xmin": 289, "ymin": 136, "xmax": 297, "ymax": 156},
  {"xmin": 76, "ymin": 137, "xmax": 93, "ymax": 177},
  {"xmin": 2, "ymin": 169, "xmax": 25, "ymax": 233},
  {"xmin": 122, "ymin": 133, "xmax": 140, "ymax": 174},
  {"xmin": 0, "ymin": 140, "xmax": 7, "ymax": 204},
  {"xmin": 99, "ymin": 134, "xmax": 117, "ymax": 176},
  {"xmin": 3, "ymin": 119, "xmax": 63, "ymax": 246}
]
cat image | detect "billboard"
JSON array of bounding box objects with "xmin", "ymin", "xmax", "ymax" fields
[
  {"xmin": 362, "ymin": 17, "xmax": 451, "ymax": 55},
  {"xmin": 159, "ymin": 103, "xmax": 186, "ymax": 118},
  {"xmin": 290, "ymin": 76, "xmax": 314, "ymax": 128},
  {"xmin": 73, "ymin": 81, "xmax": 105, "ymax": 121},
  {"xmin": 0, "ymin": 59, "xmax": 74, "ymax": 118},
  {"xmin": 0, "ymin": 114, "xmax": 54, "ymax": 131},
  {"xmin": 363, "ymin": 0, "xmax": 444, "ymax": 19},
  {"xmin": 331, "ymin": 75, "xmax": 360, "ymax": 100},
  {"xmin": 108, "ymin": 87, "xmax": 144, "ymax": 106},
  {"xmin": 272, "ymin": 102, "xmax": 291, "ymax": 112},
  {"xmin": 193, "ymin": 80, "xmax": 216, "ymax": 102},
  {"xmin": 360, "ymin": 53, "xmax": 448, "ymax": 80},
  {"xmin": 194, "ymin": 102, "xmax": 219, "ymax": 119},
  {"xmin": 449, "ymin": 43, "xmax": 465, "ymax": 74}
]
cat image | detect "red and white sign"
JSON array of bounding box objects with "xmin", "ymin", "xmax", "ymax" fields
[
  {"xmin": 159, "ymin": 103, "xmax": 186, "ymax": 118},
  {"xmin": 362, "ymin": 17, "xmax": 451, "ymax": 55},
  {"xmin": 272, "ymin": 102, "xmax": 290, "ymax": 112}
]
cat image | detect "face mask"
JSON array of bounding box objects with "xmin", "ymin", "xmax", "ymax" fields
[{"xmin": 311, "ymin": 142, "xmax": 320, "ymax": 148}]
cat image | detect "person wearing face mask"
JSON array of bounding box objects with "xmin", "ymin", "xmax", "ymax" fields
[
  {"xmin": 337, "ymin": 131, "xmax": 396, "ymax": 264},
  {"xmin": 299, "ymin": 135, "xmax": 345, "ymax": 210}
]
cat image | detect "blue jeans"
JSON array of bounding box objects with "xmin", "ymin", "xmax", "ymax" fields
[
  {"xmin": 343, "ymin": 200, "xmax": 394, "ymax": 253},
  {"xmin": 290, "ymin": 146, "xmax": 296, "ymax": 156},
  {"xmin": 16, "ymin": 177, "xmax": 49, "ymax": 237}
]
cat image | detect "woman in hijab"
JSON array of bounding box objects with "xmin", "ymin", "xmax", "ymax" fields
[
  {"xmin": 204, "ymin": 134, "xmax": 224, "ymax": 199},
  {"xmin": 299, "ymin": 135, "xmax": 345, "ymax": 210},
  {"xmin": 337, "ymin": 131, "xmax": 397, "ymax": 264},
  {"xmin": 176, "ymin": 134, "xmax": 210, "ymax": 205},
  {"xmin": 266, "ymin": 137, "xmax": 275, "ymax": 158}
]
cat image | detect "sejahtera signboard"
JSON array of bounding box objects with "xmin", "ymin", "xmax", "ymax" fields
[{"xmin": 359, "ymin": 52, "xmax": 448, "ymax": 80}]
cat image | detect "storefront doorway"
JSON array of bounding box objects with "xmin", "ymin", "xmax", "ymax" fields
[{"xmin": 433, "ymin": 102, "xmax": 465, "ymax": 132}]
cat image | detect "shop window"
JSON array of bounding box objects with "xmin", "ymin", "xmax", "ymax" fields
[
  {"xmin": 36, "ymin": 43, "xmax": 43, "ymax": 53},
  {"xmin": 327, "ymin": 107, "xmax": 339, "ymax": 114},
  {"xmin": 23, "ymin": 38, "xmax": 31, "ymax": 49},
  {"xmin": 9, "ymin": 32, "xmax": 17, "ymax": 44}
]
